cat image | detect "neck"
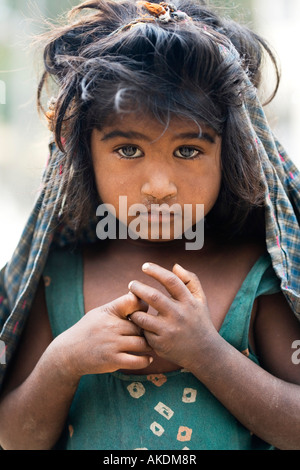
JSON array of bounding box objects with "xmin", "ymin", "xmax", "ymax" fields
[{"xmin": 124, "ymin": 235, "xmax": 187, "ymax": 248}]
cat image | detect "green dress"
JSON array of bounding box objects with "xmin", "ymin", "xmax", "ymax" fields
[{"xmin": 43, "ymin": 247, "xmax": 281, "ymax": 450}]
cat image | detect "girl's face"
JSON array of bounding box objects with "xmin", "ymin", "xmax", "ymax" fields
[{"xmin": 91, "ymin": 113, "xmax": 222, "ymax": 242}]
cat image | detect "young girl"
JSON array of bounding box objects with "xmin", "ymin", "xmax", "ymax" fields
[{"xmin": 0, "ymin": 0, "xmax": 300, "ymax": 451}]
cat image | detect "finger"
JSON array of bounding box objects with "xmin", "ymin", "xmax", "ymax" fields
[
  {"xmin": 141, "ymin": 262, "xmax": 189, "ymax": 301},
  {"xmin": 117, "ymin": 352, "xmax": 153, "ymax": 370},
  {"xmin": 119, "ymin": 335, "xmax": 153, "ymax": 353},
  {"xmin": 128, "ymin": 280, "xmax": 173, "ymax": 314},
  {"xmin": 142, "ymin": 329, "xmax": 159, "ymax": 350},
  {"xmin": 172, "ymin": 263, "xmax": 205, "ymax": 301},
  {"xmin": 129, "ymin": 310, "xmax": 160, "ymax": 334},
  {"xmin": 107, "ymin": 292, "xmax": 149, "ymax": 319},
  {"xmin": 118, "ymin": 317, "xmax": 144, "ymax": 337}
]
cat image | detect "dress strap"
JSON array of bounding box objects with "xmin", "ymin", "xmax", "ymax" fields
[
  {"xmin": 219, "ymin": 254, "xmax": 281, "ymax": 356},
  {"xmin": 43, "ymin": 247, "xmax": 84, "ymax": 338}
]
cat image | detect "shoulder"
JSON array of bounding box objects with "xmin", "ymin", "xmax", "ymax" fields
[{"xmin": 215, "ymin": 239, "xmax": 300, "ymax": 385}]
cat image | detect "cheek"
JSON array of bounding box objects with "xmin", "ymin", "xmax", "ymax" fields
[
  {"xmin": 93, "ymin": 166, "xmax": 110, "ymax": 201},
  {"xmin": 206, "ymin": 168, "xmax": 222, "ymax": 201},
  {"xmin": 93, "ymin": 162, "xmax": 138, "ymax": 214},
  {"xmin": 204, "ymin": 176, "xmax": 222, "ymax": 215},
  {"xmin": 184, "ymin": 161, "xmax": 222, "ymax": 207},
  {"xmin": 90, "ymin": 133, "xmax": 126, "ymax": 205},
  {"xmin": 203, "ymin": 153, "xmax": 222, "ymax": 207}
]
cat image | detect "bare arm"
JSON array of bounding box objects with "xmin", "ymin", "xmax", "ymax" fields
[
  {"xmin": 189, "ymin": 293, "xmax": 300, "ymax": 450},
  {"xmin": 129, "ymin": 262, "xmax": 300, "ymax": 450},
  {"xmin": 0, "ymin": 281, "xmax": 77, "ymax": 450},
  {"xmin": 0, "ymin": 342, "xmax": 80, "ymax": 450},
  {"xmin": 0, "ymin": 282, "xmax": 152, "ymax": 450}
]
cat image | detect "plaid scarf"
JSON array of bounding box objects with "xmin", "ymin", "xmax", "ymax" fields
[{"xmin": 0, "ymin": 71, "xmax": 299, "ymax": 392}]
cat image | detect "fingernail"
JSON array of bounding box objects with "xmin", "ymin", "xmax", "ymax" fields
[
  {"xmin": 149, "ymin": 356, "xmax": 154, "ymax": 363},
  {"xmin": 128, "ymin": 281, "xmax": 134, "ymax": 289},
  {"xmin": 174, "ymin": 263, "xmax": 184, "ymax": 270},
  {"xmin": 142, "ymin": 262, "xmax": 151, "ymax": 271}
]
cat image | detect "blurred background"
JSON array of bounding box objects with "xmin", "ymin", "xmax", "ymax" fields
[{"xmin": 0, "ymin": 0, "xmax": 299, "ymax": 268}]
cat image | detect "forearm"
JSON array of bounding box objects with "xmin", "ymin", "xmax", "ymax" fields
[
  {"xmin": 0, "ymin": 340, "xmax": 80, "ymax": 450},
  {"xmin": 189, "ymin": 333, "xmax": 300, "ymax": 450}
]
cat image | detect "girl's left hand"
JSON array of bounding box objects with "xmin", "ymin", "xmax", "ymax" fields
[{"xmin": 128, "ymin": 262, "xmax": 219, "ymax": 370}]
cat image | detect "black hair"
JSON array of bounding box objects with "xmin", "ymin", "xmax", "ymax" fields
[{"xmin": 37, "ymin": 0, "xmax": 281, "ymax": 240}]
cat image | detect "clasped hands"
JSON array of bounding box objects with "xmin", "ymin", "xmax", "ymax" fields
[
  {"xmin": 61, "ymin": 262, "xmax": 218, "ymax": 377},
  {"xmin": 125, "ymin": 262, "xmax": 216, "ymax": 370}
]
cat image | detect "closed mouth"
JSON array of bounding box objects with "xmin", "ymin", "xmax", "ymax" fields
[{"xmin": 143, "ymin": 203, "xmax": 181, "ymax": 217}]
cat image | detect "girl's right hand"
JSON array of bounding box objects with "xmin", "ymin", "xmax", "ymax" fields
[{"xmin": 51, "ymin": 293, "xmax": 153, "ymax": 379}]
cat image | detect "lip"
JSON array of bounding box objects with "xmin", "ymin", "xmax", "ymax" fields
[
  {"xmin": 147, "ymin": 210, "xmax": 176, "ymax": 216},
  {"xmin": 145, "ymin": 203, "xmax": 178, "ymax": 213},
  {"xmin": 139, "ymin": 211, "xmax": 176, "ymax": 224},
  {"xmin": 137, "ymin": 203, "xmax": 181, "ymax": 224}
]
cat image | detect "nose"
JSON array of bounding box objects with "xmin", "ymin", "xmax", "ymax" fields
[{"xmin": 140, "ymin": 167, "xmax": 177, "ymax": 202}]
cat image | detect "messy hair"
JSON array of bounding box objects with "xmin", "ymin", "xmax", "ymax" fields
[{"xmin": 37, "ymin": 0, "xmax": 280, "ymax": 239}]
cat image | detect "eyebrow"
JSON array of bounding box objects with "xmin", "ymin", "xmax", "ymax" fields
[
  {"xmin": 176, "ymin": 132, "xmax": 216, "ymax": 144},
  {"xmin": 100, "ymin": 129, "xmax": 216, "ymax": 144},
  {"xmin": 101, "ymin": 130, "xmax": 152, "ymax": 142}
]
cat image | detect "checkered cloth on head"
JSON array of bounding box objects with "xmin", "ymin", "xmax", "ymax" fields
[{"xmin": 0, "ymin": 74, "xmax": 299, "ymax": 392}]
